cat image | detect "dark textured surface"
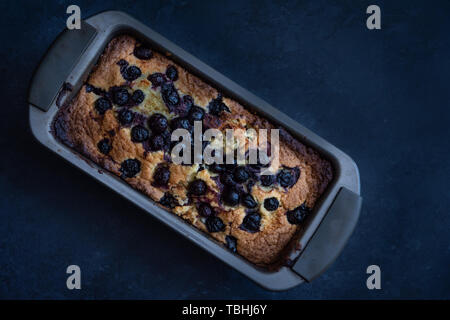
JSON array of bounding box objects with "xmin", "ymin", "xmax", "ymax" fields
[{"xmin": 0, "ymin": 0, "xmax": 449, "ymax": 299}]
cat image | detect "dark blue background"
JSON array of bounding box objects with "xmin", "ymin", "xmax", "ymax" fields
[{"xmin": 0, "ymin": 0, "xmax": 449, "ymax": 299}]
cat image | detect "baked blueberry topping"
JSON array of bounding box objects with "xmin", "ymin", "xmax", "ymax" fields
[
  {"xmin": 247, "ymin": 163, "xmax": 262, "ymax": 173},
  {"xmin": 148, "ymin": 113, "xmax": 168, "ymax": 133},
  {"xmin": 117, "ymin": 59, "xmax": 128, "ymax": 67},
  {"xmin": 131, "ymin": 125, "xmax": 150, "ymax": 142},
  {"xmin": 241, "ymin": 212, "xmax": 261, "ymax": 233},
  {"xmin": 286, "ymin": 203, "xmax": 311, "ymax": 225},
  {"xmin": 225, "ymin": 235, "xmax": 237, "ymax": 253},
  {"xmin": 118, "ymin": 109, "xmax": 134, "ymax": 125},
  {"xmin": 222, "ymin": 187, "xmax": 240, "ymax": 206},
  {"xmin": 131, "ymin": 90, "xmax": 145, "ymax": 105},
  {"xmin": 233, "ymin": 166, "xmax": 249, "ymax": 183},
  {"xmin": 94, "ymin": 97, "xmax": 112, "ymax": 115},
  {"xmin": 97, "ymin": 138, "xmax": 112, "ymax": 154},
  {"xmin": 208, "ymin": 96, "xmax": 230, "ymax": 116},
  {"xmin": 277, "ymin": 167, "xmax": 300, "ymax": 188},
  {"xmin": 148, "ymin": 72, "xmax": 165, "ymax": 87},
  {"xmin": 198, "ymin": 202, "xmax": 214, "ymax": 217},
  {"xmin": 182, "ymin": 95, "xmax": 194, "ymax": 110},
  {"xmin": 205, "ymin": 216, "xmax": 225, "ymax": 233},
  {"xmin": 264, "ymin": 197, "xmax": 279, "ymax": 211},
  {"xmin": 112, "ymin": 87, "xmax": 130, "ymax": 106},
  {"xmin": 188, "ymin": 106, "xmax": 205, "ymax": 123},
  {"xmin": 241, "ymin": 193, "xmax": 257, "ymax": 209},
  {"xmin": 120, "ymin": 159, "xmax": 141, "ymax": 178},
  {"xmin": 133, "ymin": 45, "xmax": 153, "ymax": 60},
  {"xmin": 85, "ymin": 84, "xmax": 94, "ymax": 93},
  {"xmin": 149, "ymin": 134, "xmax": 166, "ymax": 151},
  {"xmin": 260, "ymin": 174, "xmax": 276, "ymax": 187},
  {"xmin": 159, "ymin": 192, "xmax": 179, "ymax": 208},
  {"xmin": 161, "ymin": 83, "xmax": 180, "ymax": 109},
  {"xmin": 160, "ymin": 128, "xmax": 171, "ymax": 141},
  {"xmin": 165, "ymin": 65, "xmax": 178, "ymax": 81},
  {"xmin": 153, "ymin": 165, "xmax": 170, "ymax": 186},
  {"xmin": 122, "ymin": 65, "xmax": 142, "ymax": 81},
  {"xmin": 220, "ymin": 172, "xmax": 236, "ymax": 186},
  {"xmin": 86, "ymin": 84, "xmax": 107, "ymax": 96},
  {"xmin": 188, "ymin": 179, "xmax": 207, "ymax": 196},
  {"xmin": 246, "ymin": 179, "xmax": 256, "ymax": 193},
  {"xmin": 277, "ymin": 169, "xmax": 292, "ymax": 188},
  {"xmin": 170, "ymin": 117, "xmax": 192, "ymax": 132},
  {"xmin": 209, "ymin": 163, "xmax": 226, "ymax": 174}
]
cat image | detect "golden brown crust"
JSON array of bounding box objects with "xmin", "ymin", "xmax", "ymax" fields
[{"xmin": 53, "ymin": 35, "xmax": 333, "ymax": 268}]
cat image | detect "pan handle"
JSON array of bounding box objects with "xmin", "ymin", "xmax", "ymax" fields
[
  {"xmin": 291, "ymin": 187, "xmax": 362, "ymax": 282},
  {"xmin": 28, "ymin": 22, "xmax": 97, "ymax": 112}
]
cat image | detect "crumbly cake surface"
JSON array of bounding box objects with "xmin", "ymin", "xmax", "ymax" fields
[{"xmin": 53, "ymin": 35, "xmax": 333, "ymax": 268}]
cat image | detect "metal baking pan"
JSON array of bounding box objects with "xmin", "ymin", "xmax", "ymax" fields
[{"xmin": 28, "ymin": 11, "xmax": 362, "ymax": 291}]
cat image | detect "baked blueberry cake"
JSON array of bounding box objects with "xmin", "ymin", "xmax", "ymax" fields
[{"xmin": 53, "ymin": 35, "xmax": 333, "ymax": 268}]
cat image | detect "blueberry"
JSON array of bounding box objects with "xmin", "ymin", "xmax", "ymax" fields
[
  {"xmin": 165, "ymin": 65, "xmax": 178, "ymax": 81},
  {"xmin": 277, "ymin": 167, "xmax": 300, "ymax": 188},
  {"xmin": 131, "ymin": 125, "xmax": 150, "ymax": 142},
  {"xmin": 241, "ymin": 193, "xmax": 257, "ymax": 209},
  {"xmin": 112, "ymin": 87, "xmax": 130, "ymax": 106},
  {"xmin": 205, "ymin": 216, "xmax": 225, "ymax": 233},
  {"xmin": 246, "ymin": 179, "xmax": 255, "ymax": 193},
  {"xmin": 167, "ymin": 91, "xmax": 179, "ymax": 107},
  {"xmin": 133, "ymin": 45, "xmax": 153, "ymax": 60},
  {"xmin": 160, "ymin": 192, "xmax": 178, "ymax": 209},
  {"xmin": 118, "ymin": 109, "xmax": 134, "ymax": 125},
  {"xmin": 131, "ymin": 90, "xmax": 145, "ymax": 105},
  {"xmin": 97, "ymin": 138, "xmax": 112, "ymax": 154},
  {"xmin": 225, "ymin": 235, "xmax": 237, "ymax": 253},
  {"xmin": 277, "ymin": 169, "xmax": 292, "ymax": 188},
  {"xmin": 122, "ymin": 65, "xmax": 142, "ymax": 81},
  {"xmin": 264, "ymin": 197, "xmax": 279, "ymax": 211},
  {"xmin": 209, "ymin": 164, "xmax": 225, "ymax": 174},
  {"xmin": 248, "ymin": 163, "xmax": 262, "ymax": 172},
  {"xmin": 286, "ymin": 203, "xmax": 311, "ymax": 225},
  {"xmin": 94, "ymin": 97, "xmax": 112, "ymax": 115},
  {"xmin": 160, "ymin": 128, "xmax": 171, "ymax": 140},
  {"xmin": 182, "ymin": 95, "xmax": 194, "ymax": 110},
  {"xmin": 149, "ymin": 134, "xmax": 166, "ymax": 151},
  {"xmin": 86, "ymin": 84, "xmax": 106, "ymax": 96},
  {"xmin": 208, "ymin": 96, "xmax": 230, "ymax": 116},
  {"xmin": 188, "ymin": 106, "xmax": 205, "ymax": 123},
  {"xmin": 148, "ymin": 72, "xmax": 165, "ymax": 87},
  {"xmin": 153, "ymin": 165, "xmax": 170, "ymax": 186},
  {"xmin": 241, "ymin": 212, "xmax": 261, "ymax": 233},
  {"xmin": 233, "ymin": 166, "xmax": 249, "ymax": 183},
  {"xmin": 220, "ymin": 172, "xmax": 235, "ymax": 186},
  {"xmin": 222, "ymin": 187, "xmax": 240, "ymax": 206},
  {"xmin": 161, "ymin": 83, "xmax": 180, "ymax": 107},
  {"xmin": 86, "ymin": 84, "xmax": 94, "ymax": 93},
  {"xmin": 120, "ymin": 159, "xmax": 141, "ymax": 178},
  {"xmin": 198, "ymin": 202, "xmax": 214, "ymax": 217},
  {"xmin": 260, "ymin": 174, "xmax": 276, "ymax": 187},
  {"xmin": 188, "ymin": 179, "xmax": 207, "ymax": 196},
  {"xmin": 170, "ymin": 117, "xmax": 192, "ymax": 132},
  {"xmin": 148, "ymin": 113, "xmax": 168, "ymax": 133},
  {"xmin": 117, "ymin": 59, "xmax": 128, "ymax": 67}
]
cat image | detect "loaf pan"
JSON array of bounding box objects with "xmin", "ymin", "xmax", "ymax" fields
[{"xmin": 28, "ymin": 11, "xmax": 362, "ymax": 291}]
